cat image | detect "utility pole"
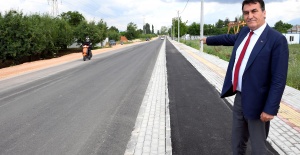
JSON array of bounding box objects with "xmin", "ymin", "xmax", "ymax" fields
[
  {"xmin": 178, "ymin": 10, "xmax": 180, "ymax": 42},
  {"xmin": 47, "ymin": 0, "xmax": 59, "ymax": 16},
  {"xmin": 200, "ymin": 0, "xmax": 204, "ymax": 53},
  {"xmin": 172, "ymin": 18, "xmax": 174, "ymax": 40},
  {"xmin": 170, "ymin": 25, "xmax": 172, "ymax": 39},
  {"xmin": 143, "ymin": 16, "xmax": 145, "ymax": 34}
]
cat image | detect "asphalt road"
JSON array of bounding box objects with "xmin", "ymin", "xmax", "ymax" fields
[
  {"xmin": 0, "ymin": 38, "xmax": 280, "ymax": 155},
  {"xmin": 166, "ymin": 39, "xmax": 279, "ymax": 155},
  {"xmin": 166, "ymin": 40, "xmax": 233, "ymax": 155},
  {"xmin": 0, "ymin": 39, "xmax": 162, "ymax": 155}
]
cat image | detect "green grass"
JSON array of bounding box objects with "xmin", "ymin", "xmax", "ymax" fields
[
  {"xmin": 287, "ymin": 44, "xmax": 300, "ymax": 90},
  {"xmin": 181, "ymin": 39, "xmax": 300, "ymax": 90}
]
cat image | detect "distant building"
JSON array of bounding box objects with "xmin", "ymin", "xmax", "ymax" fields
[
  {"xmin": 287, "ymin": 25, "xmax": 300, "ymax": 33},
  {"xmin": 283, "ymin": 25, "xmax": 300, "ymax": 44}
]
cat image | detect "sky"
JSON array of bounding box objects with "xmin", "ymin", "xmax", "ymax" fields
[{"xmin": 1, "ymin": 0, "xmax": 300, "ymax": 32}]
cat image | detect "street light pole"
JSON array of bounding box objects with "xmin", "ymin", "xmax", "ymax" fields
[
  {"xmin": 172, "ymin": 18, "xmax": 174, "ymax": 40},
  {"xmin": 200, "ymin": 0, "xmax": 204, "ymax": 52}
]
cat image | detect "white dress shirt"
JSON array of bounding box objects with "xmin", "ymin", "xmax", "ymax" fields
[{"xmin": 232, "ymin": 22, "xmax": 267, "ymax": 92}]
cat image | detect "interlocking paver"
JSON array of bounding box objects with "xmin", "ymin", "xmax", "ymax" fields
[{"xmin": 124, "ymin": 39, "xmax": 171, "ymax": 155}]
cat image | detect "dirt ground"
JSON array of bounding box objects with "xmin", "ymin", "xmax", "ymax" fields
[{"xmin": 0, "ymin": 41, "xmax": 143, "ymax": 80}]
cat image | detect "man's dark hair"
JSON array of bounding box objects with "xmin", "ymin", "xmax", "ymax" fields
[{"xmin": 242, "ymin": 0, "xmax": 265, "ymax": 11}]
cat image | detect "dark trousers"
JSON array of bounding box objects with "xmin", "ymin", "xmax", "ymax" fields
[{"xmin": 232, "ymin": 92, "xmax": 270, "ymax": 155}]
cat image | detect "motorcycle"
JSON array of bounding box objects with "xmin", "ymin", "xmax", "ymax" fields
[{"xmin": 82, "ymin": 45, "xmax": 92, "ymax": 61}]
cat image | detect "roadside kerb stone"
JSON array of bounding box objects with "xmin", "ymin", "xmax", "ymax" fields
[{"xmin": 124, "ymin": 39, "xmax": 172, "ymax": 155}]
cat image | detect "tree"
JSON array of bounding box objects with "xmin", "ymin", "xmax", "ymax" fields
[
  {"xmin": 74, "ymin": 21, "xmax": 97, "ymax": 45},
  {"xmin": 224, "ymin": 18, "xmax": 230, "ymax": 27},
  {"xmin": 108, "ymin": 26, "xmax": 120, "ymax": 41},
  {"xmin": 0, "ymin": 10, "xmax": 109, "ymax": 64},
  {"xmin": 274, "ymin": 20, "xmax": 292, "ymax": 33},
  {"xmin": 73, "ymin": 19, "xmax": 108, "ymax": 47},
  {"xmin": 215, "ymin": 19, "xmax": 225, "ymax": 28},
  {"xmin": 0, "ymin": 10, "xmax": 72, "ymax": 62},
  {"xmin": 0, "ymin": 10, "xmax": 31, "ymax": 62},
  {"xmin": 144, "ymin": 23, "xmax": 151, "ymax": 34},
  {"xmin": 168, "ymin": 28, "xmax": 171, "ymax": 36},
  {"xmin": 181, "ymin": 22, "xmax": 188, "ymax": 36},
  {"xmin": 53, "ymin": 17, "xmax": 74, "ymax": 50},
  {"xmin": 137, "ymin": 29, "xmax": 143, "ymax": 35},
  {"xmin": 120, "ymin": 31, "xmax": 126, "ymax": 37},
  {"xmin": 96, "ymin": 19, "xmax": 108, "ymax": 46},
  {"xmin": 160, "ymin": 26, "xmax": 168, "ymax": 35},
  {"xmin": 60, "ymin": 11, "xmax": 85, "ymax": 27},
  {"xmin": 125, "ymin": 22, "xmax": 138, "ymax": 40},
  {"xmin": 108, "ymin": 31, "xmax": 120, "ymax": 41},
  {"xmin": 152, "ymin": 25, "xmax": 154, "ymax": 34},
  {"xmin": 171, "ymin": 17, "xmax": 188, "ymax": 38},
  {"xmin": 108, "ymin": 26, "xmax": 120, "ymax": 42},
  {"xmin": 188, "ymin": 22, "xmax": 200, "ymax": 36},
  {"xmin": 108, "ymin": 26, "xmax": 119, "ymax": 33}
]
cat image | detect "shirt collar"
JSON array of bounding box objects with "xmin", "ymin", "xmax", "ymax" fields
[{"xmin": 252, "ymin": 22, "xmax": 267, "ymax": 36}]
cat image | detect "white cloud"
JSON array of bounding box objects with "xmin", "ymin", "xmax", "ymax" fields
[
  {"xmin": 1, "ymin": 0, "xmax": 300, "ymax": 32},
  {"xmin": 267, "ymin": 1, "xmax": 300, "ymax": 25}
]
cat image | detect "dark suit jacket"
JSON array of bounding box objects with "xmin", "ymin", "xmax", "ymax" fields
[{"xmin": 206, "ymin": 25, "xmax": 289, "ymax": 119}]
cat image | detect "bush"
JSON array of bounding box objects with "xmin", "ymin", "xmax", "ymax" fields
[{"xmin": 0, "ymin": 10, "xmax": 107, "ymax": 66}]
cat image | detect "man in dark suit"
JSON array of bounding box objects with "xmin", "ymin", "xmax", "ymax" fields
[{"xmin": 201, "ymin": 0, "xmax": 289, "ymax": 154}]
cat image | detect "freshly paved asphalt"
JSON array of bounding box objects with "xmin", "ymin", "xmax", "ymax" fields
[
  {"xmin": 0, "ymin": 38, "xmax": 283, "ymax": 155},
  {"xmin": 0, "ymin": 40, "xmax": 162, "ymax": 155},
  {"xmin": 166, "ymin": 39, "xmax": 279, "ymax": 155}
]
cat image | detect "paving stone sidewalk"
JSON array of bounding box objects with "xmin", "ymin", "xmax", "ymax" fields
[{"xmin": 124, "ymin": 39, "xmax": 172, "ymax": 155}]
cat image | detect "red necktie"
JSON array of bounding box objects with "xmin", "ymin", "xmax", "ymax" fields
[{"xmin": 233, "ymin": 31, "xmax": 254, "ymax": 92}]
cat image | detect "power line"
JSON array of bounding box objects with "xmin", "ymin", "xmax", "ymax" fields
[
  {"xmin": 25, "ymin": 0, "xmax": 48, "ymax": 5},
  {"xmin": 61, "ymin": 1, "xmax": 106, "ymax": 18},
  {"xmin": 180, "ymin": 0, "xmax": 190, "ymax": 14}
]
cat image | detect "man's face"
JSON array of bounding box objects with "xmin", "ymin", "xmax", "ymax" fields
[{"xmin": 243, "ymin": 2, "xmax": 266, "ymax": 31}]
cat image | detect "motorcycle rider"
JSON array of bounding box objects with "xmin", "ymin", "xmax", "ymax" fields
[{"xmin": 82, "ymin": 36, "xmax": 92, "ymax": 58}]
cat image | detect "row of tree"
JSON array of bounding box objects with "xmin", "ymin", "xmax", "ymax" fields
[
  {"xmin": 168, "ymin": 17, "xmax": 293, "ymax": 39},
  {"xmin": 0, "ymin": 10, "xmax": 157, "ymax": 65}
]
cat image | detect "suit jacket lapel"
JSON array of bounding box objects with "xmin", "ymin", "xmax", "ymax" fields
[{"xmin": 245, "ymin": 25, "xmax": 269, "ymax": 71}]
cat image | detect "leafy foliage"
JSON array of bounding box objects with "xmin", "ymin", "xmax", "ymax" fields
[
  {"xmin": 143, "ymin": 23, "xmax": 151, "ymax": 34},
  {"xmin": 0, "ymin": 10, "xmax": 27, "ymax": 62},
  {"xmin": 108, "ymin": 30, "xmax": 121, "ymax": 41},
  {"xmin": 74, "ymin": 20, "xmax": 107, "ymax": 47},
  {"xmin": 125, "ymin": 22, "xmax": 139, "ymax": 40},
  {"xmin": 109, "ymin": 26, "xmax": 119, "ymax": 33},
  {"xmin": 160, "ymin": 26, "xmax": 168, "ymax": 35},
  {"xmin": 0, "ymin": 10, "xmax": 108, "ymax": 65},
  {"xmin": 96, "ymin": 19, "xmax": 108, "ymax": 44},
  {"xmin": 187, "ymin": 22, "xmax": 200, "ymax": 36},
  {"xmin": 274, "ymin": 20, "xmax": 293, "ymax": 33},
  {"xmin": 60, "ymin": 11, "xmax": 85, "ymax": 27},
  {"xmin": 171, "ymin": 17, "xmax": 188, "ymax": 38}
]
